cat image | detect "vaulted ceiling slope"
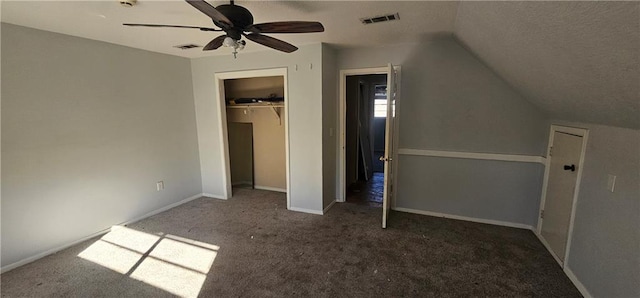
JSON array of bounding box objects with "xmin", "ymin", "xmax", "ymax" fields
[
  {"xmin": 3, "ymin": 1, "xmax": 637, "ymax": 129},
  {"xmin": 454, "ymin": 1, "xmax": 640, "ymax": 129}
]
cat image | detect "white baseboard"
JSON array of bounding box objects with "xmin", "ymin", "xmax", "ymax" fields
[
  {"xmin": 533, "ymin": 232, "xmax": 593, "ymax": 298},
  {"xmin": 254, "ymin": 185, "xmax": 287, "ymax": 193},
  {"xmin": 323, "ymin": 200, "xmax": 337, "ymax": 214},
  {"xmin": 288, "ymin": 206, "xmax": 323, "ymax": 215},
  {"xmin": 0, "ymin": 193, "xmax": 206, "ymax": 274},
  {"xmin": 392, "ymin": 207, "xmax": 534, "ymax": 230},
  {"xmin": 564, "ymin": 267, "xmax": 593, "ymax": 298},
  {"xmin": 120, "ymin": 193, "xmax": 203, "ymax": 226},
  {"xmin": 0, "ymin": 227, "xmax": 111, "ymax": 274},
  {"xmin": 533, "ymin": 231, "xmax": 563, "ymax": 267},
  {"xmin": 202, "ymin": 193, "xmax": 227, "ymax": 200}
]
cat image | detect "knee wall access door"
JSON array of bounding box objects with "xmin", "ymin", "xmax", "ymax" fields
[{"xmin": 538, "ymin": 126, "xmax": 588, "ymax": 265}]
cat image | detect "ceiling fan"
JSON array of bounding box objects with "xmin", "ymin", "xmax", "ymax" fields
[{"xmin": 123, "ymin": 0, "xmax": 324, "ymax": 57}]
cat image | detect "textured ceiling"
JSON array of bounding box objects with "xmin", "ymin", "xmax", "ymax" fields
[
  {"xmin": 1, "ymin": 1, "xmax": 458, "ymax": 58},
  {"xmin": 3, "ymin": 1, "xmax": 637, "ymax": 129},
  {"xmin": 455, "ymin": 1, "xmax": 640, "ymax": 129}
]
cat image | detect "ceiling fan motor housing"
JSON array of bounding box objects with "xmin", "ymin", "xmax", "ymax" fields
[
  {"xmin": 123, "ymin": 0, "xmax": 324, "ymax": 53},
  {"xmin": 215, "ymin": 4, "xmax": 253, "ymax": 40}
]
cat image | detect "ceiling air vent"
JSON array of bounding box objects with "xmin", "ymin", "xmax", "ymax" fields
[
  {"xmin": 360, "ymin": 13, "xmax": 400, "ymax": 25},
  {"xmin": 174, "ymin": 44, "xmax": 200, "ymax": 50}
]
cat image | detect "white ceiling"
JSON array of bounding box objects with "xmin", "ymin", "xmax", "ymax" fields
[
  {"xmin": 1, "ymin": 0, "xmax": 459, "ymax": 58},
  {"xmin": 3, "ymin": 1, "xmax": 638, "ymax": 129}
]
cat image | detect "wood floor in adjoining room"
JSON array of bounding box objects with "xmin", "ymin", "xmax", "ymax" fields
[
  {"xmin": 346, "ymin": 172, "xmax": 384, "ymax": 207},
  {"xmin": 1, "ymin": 189, "xmax": 581, "ymax": 297}
]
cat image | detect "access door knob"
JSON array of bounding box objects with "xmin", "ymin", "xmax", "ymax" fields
[
  {"xmin": 563, "ymin": 164, "xmax": 576, "ymax": 172},
  {"xmin": 379, "ymin": 156, "xmax": 387, "ymax": 162}
]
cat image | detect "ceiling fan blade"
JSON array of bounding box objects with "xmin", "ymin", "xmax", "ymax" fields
[
  {"xmin": 123, "ymin": 23, "xmax": 220, "ymax": 32},
  {"xmin": 185, "ymin": 0, "xmax": 233, "ymax": 28},
  {"xmin": 244, "ymin": 33, "xmax": 298, "ymax": 53},
  {"xmin": 247, "ymin": 21, "xmax": 324, "ymax": 34},
  {"xmin": 203, "ymin": 35, "xmax": 227, "ymax": 51}
]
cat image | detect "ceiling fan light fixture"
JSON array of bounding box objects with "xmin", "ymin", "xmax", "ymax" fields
[
  {"xmin": 222, "ymin": 38, "xmax": 245, "ymax": 58},
  {"xmin": 222, "ymin": 36, "xmax": 236, "ymax": 47},
  {"xmin": 124, "ymin": 0, "xmax": 324, "ymax": 56}
]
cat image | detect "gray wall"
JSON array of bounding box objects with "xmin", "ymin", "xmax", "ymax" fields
[
  {"xmin": 336, "ymin": 34, "xmax": 548, "ymax": 226},
  {"xmin": 337, "ymin": 35, "xmax": 548, "ymax": 155},
  {"xmin": 1, "ymin": 24, "xmax": 202, "ymax": 268},
  {"xmin": 191, "ymin": 43, "xmax": 325, "ymax": 213},
  {"xmin": 227, "ymin": 122, "xmax": 254, "ymax": 186},
  {"xmin": 554, "ymin": 122, "xmax": 639, "ymax": 297},
  {"xmin": 397, "ymin": 156, "xmax": 544, "ymax": 226},
  {"xmin": 322, "ymin": 44, "xmax": 337, "ymax": 210}
]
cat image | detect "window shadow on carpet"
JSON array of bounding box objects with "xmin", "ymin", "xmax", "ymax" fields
[{"xmin": 78, "ymin": 225, "xmax": 219, "ymax": 297}]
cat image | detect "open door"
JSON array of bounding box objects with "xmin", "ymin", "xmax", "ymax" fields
[{"xmin": 381, "ymin": 63, "xmax": 397, "ymax": 228}]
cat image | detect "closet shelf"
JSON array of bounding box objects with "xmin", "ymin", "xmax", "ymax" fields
[
  {"xmin": 227, "ymin": 104, "xmax": 284, "ymax": 124},
  {"xmin": 226, "ymin": 104, "xmax": 284, "ymax": 109}
]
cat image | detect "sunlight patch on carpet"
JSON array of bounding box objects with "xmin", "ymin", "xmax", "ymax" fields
[
  {"xmin": 78, "ymin": 226, "xmax": 218, "ymax": 297},
  {"xmin": 77, "ymin": 239, "xmax": 143, "ymax": 274}
]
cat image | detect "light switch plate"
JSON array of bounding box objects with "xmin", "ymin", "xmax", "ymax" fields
[
  {"xmin": 607, "ymin": 174, "xmax": 616, "ymax": 193},
  {"xmin": 157, "ymin": 181, "xmax": 164, "ymax": 191}
]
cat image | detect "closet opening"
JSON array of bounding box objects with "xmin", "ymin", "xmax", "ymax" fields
[
  {"xmin": 344, "ymin": 74, "xmax": 388, "ymax": 207},
  {"xmin": 215, "ymin": 68, "xmax": 290, "ymax": 208}
]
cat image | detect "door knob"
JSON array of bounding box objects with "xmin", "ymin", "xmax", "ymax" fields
[
  {"xmin": 379, "ymin": 156, "xmax": 387, "ymax": 162},
  {"xmin": 563, "ymin": 164, "xmax": 576, "ymax": 172}
]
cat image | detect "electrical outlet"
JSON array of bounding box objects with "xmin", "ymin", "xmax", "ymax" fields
[{"xmin": 156, "ymin": 181, "xmax": 164, "ymax": 191}]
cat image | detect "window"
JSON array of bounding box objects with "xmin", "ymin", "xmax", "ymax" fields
[{"xmin": 374, "ymin": 85, "xmax": 388, "ymax": 118}]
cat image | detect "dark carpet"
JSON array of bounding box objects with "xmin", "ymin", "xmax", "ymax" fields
[{"xmin": 1, "ymin": 189, "xmax": 581, "ymax": 297}]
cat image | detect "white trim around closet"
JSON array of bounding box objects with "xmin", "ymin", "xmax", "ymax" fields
[{"xmin": 213, "ymin": 68, "xmax": 291, "ymax": 209}]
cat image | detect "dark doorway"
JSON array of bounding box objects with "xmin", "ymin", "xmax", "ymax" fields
[{"xmin": 344, "ymin": 74, "xmax": 387, "ymax": 207}]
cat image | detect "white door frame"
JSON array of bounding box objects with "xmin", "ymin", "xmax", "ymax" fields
[
  {"xmin": 214, "ymin": 68, "xmax": 291, "ymax": 209},
  {"xmin": 536, "ymin": 124, "xmax": 589, "ymax": 267},
  {"xmin": 337, "ymin": 66, "xmax": 401, "ymax": 203}
]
